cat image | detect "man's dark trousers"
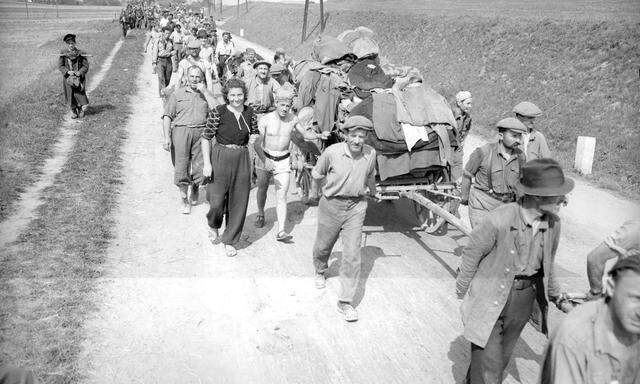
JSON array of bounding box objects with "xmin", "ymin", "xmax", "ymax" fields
[
  {"xmin": 157, "ymin": 57, "xmax": 172, "ymax": 95},
  {"xmin": 466, "ymin": 278, "xmax": 538, "ymax": 384}
]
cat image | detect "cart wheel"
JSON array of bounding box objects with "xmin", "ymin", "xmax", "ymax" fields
[{"xmin": 413, "ymin": 190, "xmax": 451, "ymax": 234}]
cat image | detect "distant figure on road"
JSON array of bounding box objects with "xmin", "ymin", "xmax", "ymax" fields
[
  {"xmin": 540, "ymin": 254, "xmax": 640, "ymax": 384},
  {"xmin": 215, "ymin": 32, "xmax": 234, "ymax": 81},
  {"xmin": 162, "ymin": 66, "xmax": 217, "ymax": 214},
  {"xmin": 311, "ymin": 116, "xmax": 378, "ymax": 322},
  {"xmin": 513, "ymin": 101, "xmax": 551, "ymax": 161},
  {"xmin": 456, "ymin": 158, "xmax": 575, "ymax": 384},
  {"xmin": 201, "ymin": 78, "xmax": 259, "ymax": 257},
  {"xmin": 584, "ymin": 218, "xmax": 640, "ymax": 300},
  {"xmin": 152, "ymin": 26, "xmax": 175, "ymax": 98},
  {"xmin": 451, "ymin": 90, "xmax": 473, "ymax": 182},
  {"xmin": 58, "ymin": 33, "xmax": 89, "ymax": 119},
  {"xmin": 460, "ymin": 117, "xmax": 527, "ymax": 228}
]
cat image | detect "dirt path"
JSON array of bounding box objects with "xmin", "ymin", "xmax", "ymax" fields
[{"xmin": 80, "ymin": 40, "xmax": 639, "ymax": 383}]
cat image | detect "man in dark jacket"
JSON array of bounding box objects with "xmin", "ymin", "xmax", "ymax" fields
[
  {"xmin": 456, "ymin": 158, "xmax": 575, "ymax": 384},
  {"xmin": 58, "ymin": 34, "xmax": 89, "ymax": 119}
]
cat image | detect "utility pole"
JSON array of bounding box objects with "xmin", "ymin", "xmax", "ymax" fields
[
  {"xmin": 245, "ymin": 0, "xmax": 248, "ymax": 12},
  {"xmin": 236, "ymin": 0, "xmax": 239, "ymax": 17},
  {"xmin": 219, "ymin": 0, "xmax": 222, "ymax": 14},
  {"xmin": 301, "ymin": 0, "xmax": 309, "ymax": 43},
  {"xmin": 24, "ymin": 0, "xmax": 29, "ymax": 19},
  {"xmin": 319, "ymin": 0, "xmax": 324, "ymax": 31},
  {"xmin": 55, "ymin": 0, "xmax": 59, "ymax": 18}
]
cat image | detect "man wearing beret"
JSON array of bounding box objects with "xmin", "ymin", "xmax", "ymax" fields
[
  {"xmin": 456, "ymin": 158, "xmax": 574, "ymax": 384},
  {"xmin": 311, "ymin": 116, "xmax": 379, "ymax": 322},
  {"xmin": 58, "ymin": 34, "xmax": 89, "ymax": 119},
  {"xmin": 153, "ymin": 26, "xmax": 176, "ymax": 97},
  {"xmin": 460, "ymin": 117, "xmax": 527, "ymax": 228},
  {"xmin": 540, "ymin": 254, "xmax": 640, "ymax": 384},
  {"xmin": 513, "ymin": 101, "xmax": 551, "ymax": 161}
]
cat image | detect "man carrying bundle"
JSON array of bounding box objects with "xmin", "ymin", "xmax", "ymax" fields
[{"xmin": 58, "ymin": 34, "xmax": 89, "ymax": 119}]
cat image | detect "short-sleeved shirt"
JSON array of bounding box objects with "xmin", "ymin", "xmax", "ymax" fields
[
  {"xmin": 604, "ymin": 218, "xmax": 640, "ymax": 258},
  {"xmin": 524, "ymin": 129, "xmax": 551, "ymax": 161},
  {"xmin": 215, "ymin": 40, "xmax": 234, "ymax": 56},
  {"xmin": 162, "ymin": 87, "xmax": 209, "ymax": 126},
  {"xmin": 202, "ymin": 104, "xmax": 258, "ymax": 145},
  {"xmin": 170, "ymin": 30, "xmax": 184, "ymax": 44},
  {"xmin": 465, "ymin": 142, "xmax": 523, "ymax": 195},
  {"xmin": 314, "ymin": 142, "xmax": 376, "ymax": 198},
  {"xmin": 540, "ymin": 299, "xmax": 640, "ymax": 384}
]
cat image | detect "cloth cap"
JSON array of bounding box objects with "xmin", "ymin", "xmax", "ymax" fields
[
  {"xmin": 275, "ymin": 85, "xmax": 295, "ymax": 101},
  {"xmin": 275, "ymin": 47, "xmax": 286, "ymax": 54},
  {"xmin": 456, "ymin": 91, "xmax": 472, "ymax": 104},
  {"xmin": 63, "ymin": 33, "xmax": 76, "ymax": 43},
  {"xmin": 515, "ymin": 158, "xmax": 574, "ymax": 197},
  {"xmin": 187, "ymin": 40, "xmax": 202, "ymax": 49},
  {"xmin": 513, "ymin": 101, "xmax": 542, "ymax": 118},
  {"xmin": 196, "ymin": 29, "xmax": 208, "ymax": 38},
  {"xmin": 608, "ymin": 254, "xmax": 640, "ymax": 278},
  {"xmin": 245, "ymin": 47, "xmax": 256, "ymax": 54},
  {"xmin": 270, "ymin": 63, "xmax": 286, "ymax": 74},
  {"xmin": 496, "ymin": 117, "xmax": 527, "ymax": 133},
  {"xmin": 162, "ymin": 26, "xmax": 173, "ymax": 32},
  {"xmin": 253, "ymin": 60, "xmax": 271, "ymax": 69},
  {"xmin": 222, "ymin": 31, "xmax": 231, "ymax": 37},
  {"xmin": 341, "ymin": 116, "xmax": 373, "ymax": 132}
]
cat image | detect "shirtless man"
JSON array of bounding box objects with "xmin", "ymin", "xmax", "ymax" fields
[{"xmin": 254, "ymin": 87, "xmax": 327, "ymax": 241}]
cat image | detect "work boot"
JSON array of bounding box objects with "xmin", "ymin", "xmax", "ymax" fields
[
  {"xmin": 181, "ymin": 197, "xmax": 191, "ymax": 214},
  {"xmin": 70, "ymin": 108, "xmax": 78, "ymax": 119},
  {"xmin": 78, "ymin": 105, "xmax": 88, "ymax": 118},
  {"xmin": 337, "ymin": 301, "xmax": 358, "ymax": 322}
]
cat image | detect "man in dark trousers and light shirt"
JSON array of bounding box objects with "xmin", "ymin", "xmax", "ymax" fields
[{"xmin": 311, "ymin": 116, "xmax": 378, "ymax": 323}]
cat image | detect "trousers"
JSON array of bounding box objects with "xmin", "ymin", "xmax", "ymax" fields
[
  {"xmin": 466, "ymin": 279, "xmax": 537, "ymax": 384},
  {"xmin": 312, "ymin": 196, "xmax": 367, "ymax": 303},
  {"xmin": 206, "ymin": 144, "xmax": 251, "ymax": 245},
  {"xmin": 170, "ymin": 125, "xmax": 204, "ymax": 187},
  {"xmin": 157, "ymin": 57, "xmax": 172, "ymax": 94}
]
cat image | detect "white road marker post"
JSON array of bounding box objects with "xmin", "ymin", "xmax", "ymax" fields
[
  {"xmin": 574, "ymin": 136, "xmax": 596, "ymax": 175},
  {"xmin": 240, "ymin": 28, "xmax": 244, "ymax": 37}
]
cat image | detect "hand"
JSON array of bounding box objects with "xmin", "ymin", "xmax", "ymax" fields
[
  {"xmin": 67, "ymin": 70, "xmax": 74, "ymax": 76},
  {"xmin": 460, "ymin": 199, "xmax": 468, "ymax": 206},
  {"xmin": 557, "ymin": 300, "xmax": 575, "ymax": 314},
  {"xmin": 585, "ymin": 289, "xmax": 603, "ymax": 301},
  {"xmin": 319, "ymin": 131, "xmax": 331, "ymax": 140},
  {"xmin": 368, "ymin": 192, "xmax": 382, "ymax": 203},
  {"xmin": 203, "ymin": 163, "xmax": 212, "ymax": 178},
  {"xmin": 162, "ymin": 139, "xmax": 171, "ymax": 152},
  {"xmin": 195, "ymin": 82, "xmax": 206, "ymax": 93}
]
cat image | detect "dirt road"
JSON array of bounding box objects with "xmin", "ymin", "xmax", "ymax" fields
[{"xmin": 80, "ymin": 40, "xmax": 639, "ymax": 383}]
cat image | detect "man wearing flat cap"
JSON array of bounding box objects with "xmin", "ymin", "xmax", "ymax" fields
[
  {"xmin": 456, "ymin": 158, "xmax": 575, "ymax": 384},
  {"xmin": 166, "ymin": 39, "xmax": 214, "ymax": 95},
  {"xmin": 540, "ymin": 254, "xmax": 640, "ymax": 384},
  {"xmin": 58, "ymin": 34, "xmax": 89, "ymax": 119},
  {"xmin": 311, "ymin": 115, "xmax": 378, "ymax": 322},
  {"xmin": 460, "ymin": 117, "xmax": 527, "ymax": 228},
  {"xmin": 513, "ymin": 101, "xmax": 551, "ymax": 161},
  {"xmin": 236, "ymin": 47, "xmax": 258, "ymax": 83}
]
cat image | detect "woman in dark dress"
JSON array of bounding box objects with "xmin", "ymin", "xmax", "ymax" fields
[{"xmin": 201, "ymin": 78, "xmax": 259, "ymax": 257}]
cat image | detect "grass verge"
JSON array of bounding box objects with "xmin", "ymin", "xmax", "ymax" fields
[
  {"xmin": 0, "ymin": 20, "xmax": 119, "ymax": 221},
  {"xmin": 222, "ymin": 3, "xmax": 640, "ymax": 198},
  {"xmin": 0, "ymin": 30, "xmax": 145, "ymax": 383}
]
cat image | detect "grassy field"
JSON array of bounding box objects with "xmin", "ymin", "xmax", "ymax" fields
[
  {"xmin": 0, "ymin": 18, "xmax": 121, "ymax": 220},
  {"xmin": 0, "ymin": 2, "xmax": 122, "ymax": 20},
  {"xmin": 223, "ymin": 2, "xmax": 640, "ymax": 197},
  {"xmin": 0, "ymin": 30, "xmax": 144, "ymax": 383}
]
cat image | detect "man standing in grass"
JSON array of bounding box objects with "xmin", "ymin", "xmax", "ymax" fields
[
  {"xmin": 58, "ymin": 34, "xmax": 89, "ymax": 119},
  {"xmin": 311, "ymin": 116, "xmax": 378, "ymax": 322},
  {"xmin": 162, "ymin": 66, "xmax": 217, "ymax": 214},
  {"xmin": 513, "ymin": 101, "xmax": 551, "ymax": 161}
]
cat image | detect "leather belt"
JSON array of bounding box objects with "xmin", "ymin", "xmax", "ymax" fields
[
  {"xmin": 264, "ymin": 151, "xmax": 290, "ymax": 162},
  {"xmin": 474, "ymin": 186, "xmax": 516, "ymax": 203},
  {"xmin": 175, "ymin": 124, "xmax": 206, "ymax": 129}
]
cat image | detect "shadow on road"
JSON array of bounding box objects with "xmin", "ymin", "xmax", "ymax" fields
[{"xmin": 240, "ymin": 200, "xmax": 310, "ymax": 249}]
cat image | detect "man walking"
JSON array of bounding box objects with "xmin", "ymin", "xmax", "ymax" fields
[
  {"xmin": 540, "ymin": 255, "xmax": 640, "ymax": 384},
  {"xmin": 246, "ymin": 60, "xmax": 281, "ymax": 113},
  {"xmin": 215, "ymin": 31, "xmax": 234, "ymax": 80},
  {"xmin": 162, "ymin": 66, "xmax": 217, "ymax": 214},
  {"xmin": 236, "ymin": 47, "xmax": 258, "ymax": 83},
  {"xmin": 513, "ymin": 101, "xmax": 551, "ymax": 161},
  {"xmin": 460, "ymin": 117, "xmax": 527, "ymax": 228},
  {"xmin": 451, "ymin": 90, "xmax": 473, "ymax": 182},
  {"xmin": 153, "ymin": 26, "xmax": 175, "ymax": 97},
  {"xmin": 311, "ymin": 116, "xmax": 378, "ymax": 322},
  {"xmin": 456, "ymin": 158, "xmax": 574, "ymax": 384},
  {"xmin": 58, "ymin": 34, "xmax": 89, "ymax": 119}
]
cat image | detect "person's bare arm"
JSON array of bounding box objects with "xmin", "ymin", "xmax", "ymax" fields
[
  {"xmin": 162, "ymin": 116, "xmax": 172, "ymax": 151},
  {"xmin": 586, "ymin": 242, "xmax": 618, "ymax": 295}
]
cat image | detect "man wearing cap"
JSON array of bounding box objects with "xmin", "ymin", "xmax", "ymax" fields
[
  {"xmin": 456, "ymin": 158, "xmax": 575, "ymax": 384},
  {"xmin": 162, "ymin": 66, "xmax": 217, "ymax": 214},
  {"xmin": 270, "ymin": 63, "xmax": 293, "ymax": 87},
  {"xmin": 58, "ymin": 34, "xmax": 89, "ymax": 119},
  {"xmin": 311, "ymin": 116, "xmax": 378, "ymax": 322},
  {"xmin": 170, "ymin": 24, "xmax": 185, "ymax": 64},
  {"xmin": 584, "ymin": 218, "xmax": 640, "ymax": 301},
  {"xmin": 166, "ymin": 39, "xmax": 213, "ymax": 95},
  {"xmin": 236, "ymin": 48, "xmax": 258, "ymax": 83},
  {"xmin": 460, "ymin": 117, "xmax": 527, "ymax": 228},
  {"xmin": 153, "ymin": 26, "xmax": 176, "ymax": 97},
  {"xmin": 215, "ymin": 32, "xmax": 234, "ymax": 80},
  {"xmin": 451, "ymin": 91, "xmax": 473, "ymax": 180},
  {"xmin": 246, "ymin": 60, "xmax": 281, "ymax": 114},
  {"xmin": 540, "ymin": 254, "xmax": 640, "ymax": 384},
  {"xmin": 513, "ymin": 101, "xmax": 551, "ymax": 161}
]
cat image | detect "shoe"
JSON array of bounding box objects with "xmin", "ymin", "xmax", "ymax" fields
[
  {"xmin": 181, "ymin": 198, "xmax": 191, "ymax": 214},
  {"xmin": 276, "ymin": 231, "xmax": 292, "ymax": 242},
  {"xmin": 190, "ymin": 184, "xmax": 200, "ymax": 204},
  {"xmin": 254, "ymin": 215, "xmax": 265, "ymax": 228},
  {"xmin": 337, "ymin": 301, "xmax": 358, "ymax": 322},
  {"xmin": 314, "ymin": 273, "xmax": 325, "ymax": 289},
  {"xmin": 70, "ymin": 111, "xmax": 78, "ymax": 119},
  {"xmin": 208, "ymin": 228, "xmax": 220, "ymax": 245},
  {"xmin": 78, "ymin": 105, "xmax": 88, "ymax": 118},
  {"xmin": 224, "ymin": 244, "xmax": 237, "ymax": 257}
]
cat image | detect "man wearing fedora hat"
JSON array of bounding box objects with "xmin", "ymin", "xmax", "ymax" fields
[
  {"xmin": 513, "ymin": 101, "xmax": 551, "ymax": 161},
  {"xmin": 245, "ymin": 60, "xmax": 281, "ymax": 114},
  {"xmin": 58, "ymin": 34, "xmax": 89, "ymax": 119},
  {"xmin": 311, "ymin": 116, "xmax": 379, "ymax": 322},
  {"xmin": 460, "ymin": 117, "xmax": 527, "ymax": 228},
  {"xmin": 456, "ymin": 158, "xmax": 575, "ymax": 384}
]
